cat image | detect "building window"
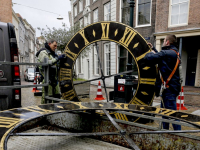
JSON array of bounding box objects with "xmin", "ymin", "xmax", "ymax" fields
[
  {"xmin": 136, "ymin": 0, "xmax": 151, "ymax": 26},
  {"xmin": 79, "ymin": 18, "xmax": 83, "ymax": 28},
  {"xmin": 74, "ymin": 4, "xmax": 77, "ymax": 16},
  {"xmin": 79, "ymin": 0, "xmax": 83, "ymax": 12},
  {"xmin": 94, "ymin": 45, "xmax": 99, "ymax": 75},
  {"xmin": 93, "ymin": 8, "xmax": 98, "ymax": 23},
  {"xmin": 121, "ymin": 0, "xmax": 130, "ymax": 25},
  {"xmin": 104, "ymin": 43, "xmax": 111, "ymax": 76},
  {"xmin": 104, "ymin": 2, "xmax": 111, "ymax": 21},
  {"xmin": 170, "ymin": 0, "xmax": 189, "ymax": 26},
  {"xmin": 74, "ymin": 22, "xmax": 79, "ymax": 30},
  {"xmin": 84, "ymin": 14, "xmax": 90, "ymax": 26},
  {"xmin": 86, "ymin": 0, "xmax": 90, "ymax": 6},
  {"xmin": 78, "ymin": 55, "xmax": 82, "ymax": 73}
]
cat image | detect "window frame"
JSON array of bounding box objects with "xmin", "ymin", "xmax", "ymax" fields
[
  {"xmin": 86, "ymin": 0, "xmax": 90, "ymax": 6},
  {"xmin": 104, "ymin": 43, "xmax": 111, "ymax": 76},
  {"xmin": 135, "ymin": 0, "xmax": 152, "ymax": 27},
  {"xmin": 93, "ymin": 45, "xmax": 99, "ymax": 75},
  {"xmin": 104, "ymin": 2, "xmax": 111, "ymax": 21},
  {"xmin": 84, "ymin": 14, "xmax": 90, "ymax": 27},
  {"xmin": 169, "ymin": 0, "xmax": 190, "ymax": 27},
  {"xmin": 93, "ymin": 8, "xmax": 98, "ymax": 23},
  {"xmin": 79, "ymin": 0, "xmax": 83, "ymax": 12},
  {"xmin": 79, "ymin": 18, "xmax": 83, "ymax": 28},
  {"xmin": 74, "ymin": 4, "xmax": 78, "ymax": 16},
  {"xmin": 121, "ymin": 0, "xmax": 130, "ymax": 25},
  {"xmin": 78, "ymin": 54, "xmax": 83, "ymax": 74}
]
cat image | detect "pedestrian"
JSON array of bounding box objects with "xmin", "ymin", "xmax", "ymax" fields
[
  {"xmin": 144, "ymin": 34, "xmax": 182, "ymax": 130},
  {"xmin": 36, "ymin": 39, "xmax": 66, "ymax": 104}
]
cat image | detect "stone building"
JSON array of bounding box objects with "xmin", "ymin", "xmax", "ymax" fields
[
  {"xmin": 36, "ymin": 36, "xmax": 45, "ymax": 51},
  {"xmin": 0, "ymin": 0, "xmax": 37, "ymax": 75},
  {"xmin": 16, "ymin": 13, "xmax": 26, "ymax": 75},
  {"xmin": 23, "ymin": 19, "xmax": 36, "ymax": 67},
  {"xmin": 12, "ymin": 10, "xmax": 20, "ymax": 46}
]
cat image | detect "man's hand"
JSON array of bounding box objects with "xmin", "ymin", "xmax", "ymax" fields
[
  {"xmin": 147, "ymin": 43, "xmax": 153, "ymax": 48},
  {"xmin": 58, "ymin": 54, "xmax": 66, "ymax": 60}
]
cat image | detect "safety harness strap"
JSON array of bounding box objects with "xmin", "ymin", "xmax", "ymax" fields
[{"xmin": 160, "ymin": 49, "xmax": 180, "ymax": 88}]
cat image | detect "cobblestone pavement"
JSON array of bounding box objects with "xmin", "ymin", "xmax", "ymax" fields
[
  {"xmin": 21, "ymin": 79, "xmax": 200, "ymax": 115},
  {"xmin": 153, "ymin": 86, "xmax": 200, "ymax": 114},
  {"xmin": 21, "ymin": 80, "xmax": 41, "ymax": 107},
  {"xmin": 21, "ymin": 81, "xmax": 113, "ymax": 107},
  {"xmin": 16, "ymin": 82, "xmax": 200, "ymax": 149},
  {"xmin": 7, "ymin": 127, "xmax": 130, "ymax": 150}
]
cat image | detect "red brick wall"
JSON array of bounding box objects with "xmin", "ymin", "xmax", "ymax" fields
[
  {"xmin": 156, "ymin": 0, "xmax": 200, "ymax": 33},
  {"xmin": 0, "ymin": 0, "xmax": 12, "ymax": 23}
]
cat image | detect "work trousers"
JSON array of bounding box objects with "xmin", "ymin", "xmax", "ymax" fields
[{"xmin": 161, "ymin": 90, "xmax": 181, "ymax": 130}]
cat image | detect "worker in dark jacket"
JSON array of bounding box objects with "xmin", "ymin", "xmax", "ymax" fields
[
  {"xmin": 36, "ymin": 39, "xmax": 66, "ymax": 104},
  {"xmin": 144, "ymin": 35, "xmax": 181, "ymax": 130}
]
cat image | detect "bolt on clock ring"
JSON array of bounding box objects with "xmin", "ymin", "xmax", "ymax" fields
[{"xmin": 59, "ymin": 21, "xmax": 157, "ymax": 106}]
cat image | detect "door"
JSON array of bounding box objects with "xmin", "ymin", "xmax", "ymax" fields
[{"xmin": 186, "ymin": 57, "xmax": 197, "ymax": 86}]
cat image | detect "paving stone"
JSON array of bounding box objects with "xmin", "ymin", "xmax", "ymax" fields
[
  {"xmin": 7, "ymin": 127, "xmax": 130, "ymax": 150},
  {"xmin": 152, "ymin": 102, "xmax": 160, "ymax": 107},
  {"xmin": 191, "ymin": 110, "xmax": 200, "ymax": 115}
]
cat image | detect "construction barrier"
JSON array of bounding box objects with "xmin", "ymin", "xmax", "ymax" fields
[
  {"xmin": 32, "ymin": 76, "xmax": 40, "ymax": 93},
  {"xmin": 94, "ymin": 81, "xmax": 105, "ymax": 101},
  {"xmin": 177, "ymin": 86, "xmax": 187, "ymax": 110}
]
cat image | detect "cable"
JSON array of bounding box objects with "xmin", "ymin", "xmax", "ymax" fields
[{"xmin": 13, "ymin": 2, "xmax": 67, "ymax": 16}]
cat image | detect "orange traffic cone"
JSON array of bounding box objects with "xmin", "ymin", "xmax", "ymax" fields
[
  {"xmin": 176, "ymin": 86, "xmax": 187, "ymax": 110},
  {"xmin": 32, "ymin": 76, "xmax": 40, "ymax": 92},
  {"xmin": 94, "ymin": 81, "xmax": 105, "ymax": 100}
]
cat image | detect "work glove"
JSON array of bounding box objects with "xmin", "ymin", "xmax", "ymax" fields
[{"xmin": 58, "ymin": 54, "xmax": 66, "ymax": 60}]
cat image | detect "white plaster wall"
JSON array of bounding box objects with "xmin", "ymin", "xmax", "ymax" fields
[
  {"xmin": 71, "ymin": 0, "xmax": 74, "ymax": 26},
  {"xmin": 110, "ymin": 42, "xmax": 116, "ymax": 85},
  {"xmin": 19, "ymin": 22, "xmax": 25, "ymax": 56},
  {"xmin": 79, "ymin": 47, "xmax": 92, "ymax": 80},
  {"xmin": 109, "ymin": 0, "xmax": 117, "ymax": 86},
  {"xmin": 12, "ymin": 16, "xmax": 19, "ymax": 46}
]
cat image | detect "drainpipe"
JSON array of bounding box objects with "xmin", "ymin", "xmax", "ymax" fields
[{"xmin": 179, "ymin": 37, "xmax": 183, "ymax": 57}]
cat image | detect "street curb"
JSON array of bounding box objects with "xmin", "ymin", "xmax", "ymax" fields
[{"xmin": 184, "ymin": 92, "xmax": 200, "ymax": 95}]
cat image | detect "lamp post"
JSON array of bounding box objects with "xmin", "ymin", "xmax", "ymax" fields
[
  {"xmin": 126, "ymin": 0, "xmax": 135, "ymax": 73},
  {"xmin": 57, "ymin": 15, "xmax": 63, "ymax": 20}
]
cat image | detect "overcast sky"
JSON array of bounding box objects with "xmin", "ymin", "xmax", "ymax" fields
[{"xmin": 12, "ymin": 0, "xmax": 71, "ymax": 37}]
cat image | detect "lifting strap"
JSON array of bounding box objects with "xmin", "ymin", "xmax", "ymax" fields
[{"xmin": 160, "ymin": 49, "xmax": 180, "ymax": 88}]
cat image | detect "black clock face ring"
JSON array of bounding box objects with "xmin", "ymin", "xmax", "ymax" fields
[{"xmin": 60, "ymin": 21, "xmax": 157, "ymax": 106}]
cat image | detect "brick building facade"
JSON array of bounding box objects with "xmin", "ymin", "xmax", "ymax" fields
[
  {"xmin": 0, "ymin": 0, "xmax": 12, "ymax": 23},
  {"xmin": 155, "ymin": 0, "xmax": 200, "ymax": 87}
]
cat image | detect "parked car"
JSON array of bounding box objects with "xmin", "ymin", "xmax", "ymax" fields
[
  {"xmin": 24, "ymin": 67, "xmax": 35, "ymax": 82},
  {"xmin": 0, "ymin": 22, "xmax": 21, "ymax": 110}
]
